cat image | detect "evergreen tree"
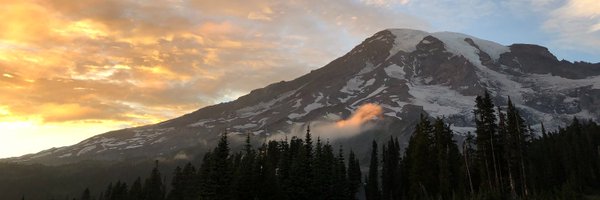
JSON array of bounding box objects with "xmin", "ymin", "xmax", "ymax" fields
[
  {"xmin": 110, "ymin": 181, "xmax": 128, "ymax": 200},
  {"xmin": 202, "ymin": 132, "xmax": 234, "ymax": 200},
  {"xmin": 505, "ymin": 97, "xmax": 529, "ymax": 198},
  {"xmin": 332, "ymin": 146, "xmax": 349, "ymax": 200},
  {"xmin": 233, "ymin": 133, "xmax": 258, "ymax": 200},
  {"xmin": 432, "ymin": 118, "xmax": 462, "ymax": 199},
  {"xmin": 365, "ymin": 140, "xmax": 381, "ymax": 200},
  {"xmin": 473, "ymin": 91, "xmax": 500, "ymax": 193},
  {"xmin": 80, "ymin": 188, "xmax": 91, "ymax": 200},
  {"xmin": 405, "ymin": 115, "xmax": 436, "ymax": 199},
  {"xmin": 143, "ymin": 161, "xmax": 165, "ymax": 200},
  {"xmin": 128, "ymin": 177, "xmax": 143, "ymax": 200},
  {"xmin": 381, "ymin": 137, "xmax": 401, "ymax": 200},
  {"xmin": 256, "ymin": 142, "xmax": 286, "ymax": 200},
  {"xmin": 347, "ymin": 150, "xmax": 361, "ymax": 200},
  {"xmin": 315, "ymin": 139, "xmax": 335, "ymax": 200},
  {"xmin": 462, "ymin": 132, "xmax": 477, "ymax": 196},
  {"xmin": 167, "ymin": 166, "xmax": 184, "ymax": 200},
  {"xmin": 103, "ymin": 182, "xmax": 113, "ymax": 200}
]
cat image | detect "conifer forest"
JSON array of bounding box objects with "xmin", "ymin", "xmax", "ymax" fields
[{"xmin": 61, "ymin": 92, "xmax": 600, "ymax": 200}]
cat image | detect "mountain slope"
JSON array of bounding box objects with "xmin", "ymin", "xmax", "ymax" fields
[{"xmin": 7, "ymin": 28, "xmax": 600, "ymax": 165}]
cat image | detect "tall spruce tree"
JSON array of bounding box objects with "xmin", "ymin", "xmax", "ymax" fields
[
  {"xmin": 233, "ymin": 133, "xmax": 258, "ymax": 200},
  {"xmin": 473, "ymin": 91, "xmax": 500, "ymax": 192},
  {"xmin": 505, "ymin": 97, "xmax": 529, "ymax": 198},
  {"xmin": 463, "ymin": 132, "xmax": 476, "ymax": 196},
  {"xmin": 167, "ymin": 166, "xmax": 184, "ymax": 200},
  {"xmin": 206, "ymin": 132, "xmax": 234, "ymax": 200},
  {"xmin": 381, "ymin": 137, "xmax": 401, "ymax": 200},
  {"xmin": 129, "ymin": 177, "xmax": 143, "ymax": 200},
  {"xmin": 143, "ymin": 161, "xmax": 165, "ymax": 200},
  {"xmin": 365, "ymin": 140, "xmax": 381, "ymax": 200},
  {"xmin": 332, "ymin": 146, "xmax": 349, "ymax": 200},
  {"xmin": 80, "ymin": 188, "xmax": 91, "ymax": 200},
  {"xmin": 347, "ymin": 150, "xmax": 361, "ymax": 200},
  {"xmin": 433, "ymin": 118, "xmax": 462, "ymax": 199},
  {"xmin": 405, "ymin": 115, "xmax": 436, "ymax": 199}
]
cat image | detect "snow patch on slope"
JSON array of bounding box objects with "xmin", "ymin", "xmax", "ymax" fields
[
  {"xmin": 236, "ymin": 89, "xmax": 297, "ymax": 118},
  {"xmin": 341, "ymin": 76, "xmax": 366, "ymax": 94},
  {"xmin": 407, "ymin": 82, "xmax": 476, "ymax": 117},
  {"xmin": 288, "ymin": 93, "xmax": 325, "ymax": 119},
  {"xmin": 431, "ymin": 32, "xmax": 530, "ymax": 102},
  {"xmin": 529, "ymin": 73, "xmax": 600, "ymax": 91},
  {"xmin": 387, "ymin": 29, "xmax": 429, "ymax": 56},
  {"xmin": 384, "ymin": 64, "xmax": 406, "ymax": 79},
  {"xmin": 431, "ymin": 32, "xmax": 509, "ymax": 61}
]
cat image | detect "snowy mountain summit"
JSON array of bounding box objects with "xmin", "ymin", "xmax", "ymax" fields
[{"xmin": 11, "ymin": 29, "xmax": 600, "ymax": 164}]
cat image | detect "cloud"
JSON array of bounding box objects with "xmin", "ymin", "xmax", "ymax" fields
[
  {"xmin": 0, "ymin": 0, "xmax": 426, "ymax": 131},
  {"xmin": 363, "ymin": 0, "xmax": 410, "ymax": 6},
  {"xmin": 541, "ymin": 0, "xmax": 600, "ymax": 53}
]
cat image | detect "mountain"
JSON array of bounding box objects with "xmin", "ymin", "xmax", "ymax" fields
[{"xmin": 6, "ymin": 28, "xmax": 600, "ymax": 165}]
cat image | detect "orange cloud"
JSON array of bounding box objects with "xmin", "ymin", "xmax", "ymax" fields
[{"xmin": 336, "ymin": 103, "xmax": 383, "ymax": 128}]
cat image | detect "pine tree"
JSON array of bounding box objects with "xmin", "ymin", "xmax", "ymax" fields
[
  {"xmin": 303, "ymin": 124, "xmax": 315, "ymax": 199},
  {"xmin": 181, "ymin": 162, "xmax": 198, "ymax": 200},
  {"xmin": 103, "ymin": 182, "xmax": 113, "ymax": 200},
  {"xmin": 405, "ymin": 115, "xmax": 436, "ymax": 199},
  {"xmin": 313, "ymin": 137, "xmax": 328, "ymax": 200},
  {"xmin": 381, "ymin": 137, "xmax": 401, "ymax": 200},
  {"xmin": 505, "ymin": 97, "xmax": 529, "ymax": 198},
  {"xmin": 433, "ymin": 118, "xmax": 462, "ymax": 199},
  {"xmin": 463, "ymin": 132, "xmax": 476, "ymax": 196},
  {"xmin": 129, "ymin": 177, "xmax": 143, "ymax": 200},
  {"xmin": 473, "ymin": 91, "xmax": 500, "ymax": 192},
  {"xmin": 80, "ymin": 188, "xmax": 91, "ymax": 200},
  {"xmin": 316, "ymin": 140, "xmax": 335, "ymax": 200},
  {"xmin": 332, "ymin": 146, "xmax": 349, "ymax": 200},
  {"xmin": 143, "ymin": 161, "xmax": 165, "ymax": 200},
  {"xmin": 347, "ymin": 150, "xmax": 361, "ymax": 200},
  {"xmin": 256, "ymin": 142, "xmax": 286, "ymax": 200},
  {"xmin": 233, "ymin": 133, "xmax": 258, "ymax": 200},
  {"xmin": 110, "ymin": 181, "xmax": 128, "ymax": 200},
  {"xmin": 167, "ymin": 166, "xmax": 184, "ymax": 200},
  {"xmin": 203, "ymin": 132, "xmax": 234, "ymax": 200},
  {"xmin": 197, "ymin": 151, "xmax": 213, "ymax": 199},
  {"xmin": 365, "ymin": 140, "xmax": 381, "ymax": 200}
]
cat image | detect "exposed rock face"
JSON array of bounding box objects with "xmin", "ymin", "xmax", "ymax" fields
[{"xmin": 7, "ymin": 29, "xmax": 600, "ymax": 165}]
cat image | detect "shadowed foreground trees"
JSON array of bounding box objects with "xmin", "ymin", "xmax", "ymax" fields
[{"xmin": 71, "ymin": 93, "xmax": 599, "ymax": 200}]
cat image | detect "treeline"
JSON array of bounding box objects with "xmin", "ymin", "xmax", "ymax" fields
[
  {"xmin": 75, "ymin": 128, "xmax": 362, "ymax": 200},
  {"xmin": 67, "ymin": 91, "xmax": 599, "ymax": 200}
]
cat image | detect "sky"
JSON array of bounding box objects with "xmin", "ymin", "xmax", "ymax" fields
[{"xmin": 0, "ymin": 0, "xmax": 599, "ymax": 158}]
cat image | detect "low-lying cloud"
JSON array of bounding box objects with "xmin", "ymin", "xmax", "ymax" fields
[{"xmin": 269, "ymin": 103, "xmax": 384, "ymax": 142}]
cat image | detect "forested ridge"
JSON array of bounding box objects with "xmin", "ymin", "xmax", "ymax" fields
[{"xmin": 35, "ymin": 92, "xmax": 600, "ymax": 200}]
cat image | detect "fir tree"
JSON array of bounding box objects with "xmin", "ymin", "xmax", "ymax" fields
[
  {"xmin": 233, "ymin": 133, "xmax": 258, "ymax": 200},
  {"xmin": 473, "ymin": 91, "xmax": 500, "ymax": 192},
  {"xmin": 332, "ymin": 146, "xmax": 349, "ymax": 200},
  {"xmin": 505, "ymin": 97, "xmax": 529, "ymax": 198},
  {"xmin": 203, "ymin": 132, "xmax": 234, "ymax": 200},
  {"xmin": 405, "ymin": 115, "xmax": 436, "ymax": 199},
  {"xmin": 347, "ymin": 150, "xmax": 361, "ymax": 200},
  {"xmin": 80, "ymin": 188, "xmax": 91, "ymax": 200},
  {"xmin": 128, "ymin": 177, "xmax": 143, "ymax": 200},
  {"xmin": 381, "ymin": 137, "xmax": 401, "ymax": 200},
  {"xmin": 365, "ymin": 140, "xmax": 381, "ymax": 200},
  {"xmin": 143, "ymin": 161, "xmax": 165, "ymax": 200}
]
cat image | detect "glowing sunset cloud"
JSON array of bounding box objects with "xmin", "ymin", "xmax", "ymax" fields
[{"xmin": 336, "ymin": 103, "xmax": 383, "ymax": 128}]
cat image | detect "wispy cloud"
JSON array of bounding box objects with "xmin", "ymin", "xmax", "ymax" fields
[{"xmin": 542, "ymin": 0, "xmax": 600, "ymax": 52}]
